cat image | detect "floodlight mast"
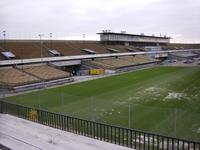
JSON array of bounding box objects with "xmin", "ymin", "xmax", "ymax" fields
[
  {"xmin": 50, "ymin": 33, "xmax": 52, "ymax": 50},
  {"xmin": 38, "ymin": 34, "xmax": 44, "ymax": 63},
  {"xmin": 3, "ymin": 30, "xmax": 6, "ymax": 50},
  {"xmin": 82, "ymin": 34, "xmax": 85, "ymax": 45},
  {"xmin": 38, "ymin": 34, "xmax": 45, "ymax": 90}
]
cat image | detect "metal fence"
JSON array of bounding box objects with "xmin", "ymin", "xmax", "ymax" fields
[{"xmin": 0, "ymin": 100, "xmax": 199, "ymax": 150}]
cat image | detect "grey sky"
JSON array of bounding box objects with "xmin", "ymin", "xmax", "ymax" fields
[{"xmin": 1, "ymin": 0, "xmax": 200, "ymax": 43}]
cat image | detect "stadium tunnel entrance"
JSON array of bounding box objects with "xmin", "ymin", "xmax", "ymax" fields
[{"xmin": 49, "ymin": 60, "xmax": 81, "ymax": 75}]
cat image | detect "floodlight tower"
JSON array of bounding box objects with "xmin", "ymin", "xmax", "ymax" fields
[
  {"xmin": 83, "ymin": 34, "xmax": 85, "ymax": 40},
  {"xmin": 50, "ymin": 33, "xmax": 52, "ymax": 50},
  {"xmin": 3, "ymin": 30, "xmax": 6, "ymax": 50},
  {"xmin": 38, "ymin": 34, "xmax": 44, "ymax": 63},
  {"xmin": 38, "ymin": 34, "xmax": 45, "ymax": 90},
  {"xmin": 82, "ymin": 34, "xmax": 85, "ymax": 45}
]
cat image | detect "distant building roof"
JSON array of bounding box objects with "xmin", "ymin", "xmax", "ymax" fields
[
  {"xmin": 82, "ymin": 49, "xmax": 96, "ymax": 54},
  {"xmin": 107, "ymin": 48, "xmax": 120, "ymax": 53},
  {"xmin": 97, "ymin": 32, "xmax": 170, "ymax": 39},
  {"xmin": 1, "ymin": 51, "xmax": 15, "ymax": 59},
  {"xmin": 126, "ymin": 48, "xmax": 137, "ymax": 52},
  {"xmin": 48, "ymin": 49, "xmax": 61, "ymax": 56}
]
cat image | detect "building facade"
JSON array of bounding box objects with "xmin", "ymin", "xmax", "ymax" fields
[{"xmin": 97, "ymin": 31, "xmax": 170, "ymax": 46}]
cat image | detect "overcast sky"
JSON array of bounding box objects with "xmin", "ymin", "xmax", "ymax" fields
[{"xmin": 1, "ymin": 0, "xmax": 200, "ymax": 43}]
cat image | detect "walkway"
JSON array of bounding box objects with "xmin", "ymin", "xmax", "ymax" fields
[{"xmin": 0, "ymin": 114, "xmax": 133, "ymax": 150}]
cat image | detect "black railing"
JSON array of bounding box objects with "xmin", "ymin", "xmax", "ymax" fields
[{"xmin": 0, "ymin": 100, "xmax": 199, "ymax": 150}]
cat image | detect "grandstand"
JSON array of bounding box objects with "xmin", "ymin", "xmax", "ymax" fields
[
  {"xmin": 1, "ymin": 40, "xmax": 200, "ymax": 60},
  {"xmin": 84, "ymin": 55, "xmax": 159, "ymax": 70},
  {"xmin": 162, "ymin": 43, "xmax": 200, "ymax": 50},
  {"xmin": 0, "ymin": 64, "xmax": 72, "ymax": 91},
  {"xmin": 0, "ymin": 67, "xmax": 40, "ymax": 87},
  {"xmin": 22, "ymin": 65, "xmax": 71, "ymax": 81},
  {"xmin": 0, "ymin": 35, "xmax": 200, "ymax": 91},
  {"xmin": 0, "ymin": 40, "xmax": 145, "ymax": 60}
]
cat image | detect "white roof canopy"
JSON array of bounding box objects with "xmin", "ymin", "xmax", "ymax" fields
[
  {"xmin": 48, "ymin": 49, "xmax": 61, "ymax": 56},
  {"xmin": 1, "ymin": 51, "xmax": 15, "ymax": 59},
  {"xmin": 82, "ymin": 49, "xmax": 96, "ymax": 54},
  {"xmin": 107, "ymin": 48, "xmax": 120, "ymax": 53}
]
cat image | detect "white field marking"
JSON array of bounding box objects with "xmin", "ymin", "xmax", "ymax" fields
[
  {"xmin": 164, "ymin": 92, "xmax": 187, "ymax": 100},
  {"xmin": 144, "ymin": 87, "xmax": 166, "ymax": 93},
  {"xmin": 135, "ymin": 86, "xmax": 167, "ymax": 101},
  {"xmin": 114, "ymin": 101, "xmax": 128, "ymax": 106}
]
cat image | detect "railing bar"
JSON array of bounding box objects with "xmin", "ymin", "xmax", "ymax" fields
[
  {"xmin": 135, "ymin": 131, "xmax": 137, "ymax": 149},
  {"xmin": 139, "ymin": 132, "xmax": 141, "ymax": 150},
  {"xmin": 162, "ymin": 136, "xmax": 164, "ymax": 150},
  {"xmin": 144, "ymin": 133, "xmax": 146, "ymax": 150},
  {"xmin": 126, "ymin": 129, "xmax": 128, "ymax": 147},
  {"xmin": 104, "ymin": 125, "xmax": 106, "ymax": 141},
  {"xmin": 130, "ymin": 130, "xmax": 132, "ymax": 148},
  {"xmin": 118, "ymin": 128, "xmax": 120, "ymax": 145},
  {"xmin": 167, "ymin": 137, "xmax": 169, "ymax": 150},
  {"xmin": 187, "ymin": 141, "xmax": 190, "ymax": 150},
  {"xmin": 86, "ymin": 121, "xmax": 88, "ymax": 136},
  {"xmin": 193, "ymin": 143, "xmax": 195, "ymax": 150},
  {"xmin": 157, "ymin": 135, "xmax": 159, "ymax": 150},
  {"xmin": 111, "ymin": 126, "xmax": 113, "ymax": 143},
  {"xmin": 177, "ymin": 139, "xmax": 179, "ymax": 150},
  {"xmin": 108, "ymin": 125, "xmax": 110, "ymax": 142},
  {"xmin": 148, "ymin": 133, "xmax": 150, "ymax": 150},
  {"xmin": 99, "ymin": 123, "xmax": 101, "ymax": 139}
]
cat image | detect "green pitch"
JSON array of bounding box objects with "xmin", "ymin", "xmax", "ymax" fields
[{"xmin": 6, "ymin": 66, "xmax": 200, "ymax": 141}]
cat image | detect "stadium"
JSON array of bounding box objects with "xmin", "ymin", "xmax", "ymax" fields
[{"xmin": 0, "ymin": 30, "xmax": 200, "ymax": 150}]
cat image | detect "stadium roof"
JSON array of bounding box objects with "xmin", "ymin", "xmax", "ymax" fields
[
  {"xmin": 50, "ymin": 60, "xmax": 81, "ymax": 67},
  {"xmin": 0, "ymin": 49, "xmax": 200, "ymax": 66}
]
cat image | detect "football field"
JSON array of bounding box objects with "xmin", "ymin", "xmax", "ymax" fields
[{"xmin": 6, "ymin": 66, "xmax": 200, "ymax": 141}]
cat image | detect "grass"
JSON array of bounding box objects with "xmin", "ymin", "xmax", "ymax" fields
[{"xmin": 6, "ymin": 66, "xmax": 200, "ymax": 141}]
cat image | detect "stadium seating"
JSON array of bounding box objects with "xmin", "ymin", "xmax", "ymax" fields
[
  {"xmin": 43, "ymin": 41, "xmax": 85, "ymax": 56},
  {"xmin": 86, "ymin": 55, "xmax": 158, "ymax": 70},
  {"xmin": 0, "ymin": 67, "xmax": 40, "ymax": 86},
  {"xmin": 162, "ymin": 44, "xmax": 200, "ymax": 50},
  {"xmin": 23, "ymin": 65, "xmax": 71, "ymax": 81},
  {"xmin": 3, "ymin": 41, "xmax": 49, "ymax": 59},
  {"xmin": 0, "ymin": 40, "xmax": 149, "ymax": 60}
]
